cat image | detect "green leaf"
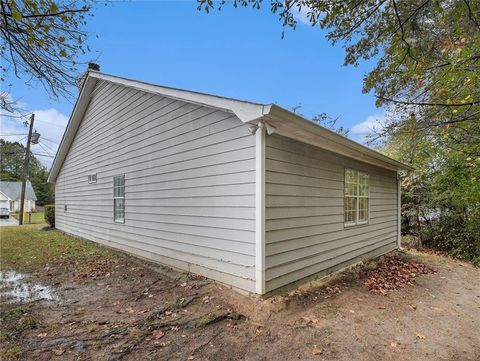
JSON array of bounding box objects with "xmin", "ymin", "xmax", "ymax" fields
[
  {"xmin": 12, "ymin": 10, "xmax": 22, "ymax": 20},
  {"xmin": 59, "ymin": 36, "xmax": 65, "ymax": 43},
  {"xmin": 59, "ymin": 49, "xmax": 67, "ymax": 57}
]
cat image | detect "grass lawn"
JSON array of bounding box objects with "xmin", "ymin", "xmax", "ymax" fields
[
  {"xmin": 0, "ymin": 224, "xmax": 114, "ymax": 273},
  {"xmin": 10, "ymin": 212, "xmax": 45, "ymax": 225}
]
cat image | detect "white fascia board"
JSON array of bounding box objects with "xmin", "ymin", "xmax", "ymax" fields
[
  {"xmin": 263, "ymin": 105, "xmax": 413, "ymax": 172},
  {"xmin": 0, "ymin": 191, "xmax": 12, "ymax": 201},
  {"xmin": 89, "ymin": 72, "xmax": 268, "ymax": 123}
]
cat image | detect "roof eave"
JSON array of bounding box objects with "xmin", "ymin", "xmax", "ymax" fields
[{"xmin": 262, "ymin": 105, "xmax": 413, "ymax": 172}]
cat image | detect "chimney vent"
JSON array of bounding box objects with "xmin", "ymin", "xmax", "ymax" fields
[
  {"xmin": 77, "ymin": 62, "xmax": 100, "ymax": 90},
  {"xmin": 88, "ymin": 62, "xmax": 100, "ymax": 71}
]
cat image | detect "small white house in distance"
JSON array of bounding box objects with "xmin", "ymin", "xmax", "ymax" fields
[
  {"xmin": 0, "ymin": 181, "xmax": 37, "ymax": 212},
  {"xmin": 47, "ymin": 71, "xmax": 412, "ymax": 295}
]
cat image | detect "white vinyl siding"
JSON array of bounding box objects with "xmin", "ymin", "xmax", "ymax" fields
[
  {"xmin": 344, "ymin": 168, "xmax": 369, "ymax": 226},
  {"xmin": 264, "ymin": 134, "xmax": 398, "ymax": 292},
  {"xmin": 55, "ymin": 81, "xmax": 257, "ymax": 292}
]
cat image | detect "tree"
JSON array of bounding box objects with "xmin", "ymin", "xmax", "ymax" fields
[
  {"xmin": 0, "ymin": 139, "xmax": 54, "ymax": 205},
  {"xmin": 0, "ymin": 0, "xmax": 95, "ymax": 105},
  {"xmin": 199, "ymin": 0, "xmax": 480, "ymax": 154}
]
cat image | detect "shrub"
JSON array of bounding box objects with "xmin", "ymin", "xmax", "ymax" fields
[{"xmin": 44, "ymin": 205, "xmax": 55, "ymax": 227}]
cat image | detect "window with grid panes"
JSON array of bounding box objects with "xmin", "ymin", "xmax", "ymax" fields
[
  {"xmin": 344, "ymin": 169, "xmax": 369, "ymax": 226},
  {"xmin": 113, "ymin": 175, "xmax": 125, "ymax": 223}
]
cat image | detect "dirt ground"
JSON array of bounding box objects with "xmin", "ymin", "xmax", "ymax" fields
[{"xmin": 1, "ymin": 234, "xmax": 479, "ymax": 361}]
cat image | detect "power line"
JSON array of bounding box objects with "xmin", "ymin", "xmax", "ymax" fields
[
  {"xmin": 37, "ymin": 142, "xmax": 54, "ymax": 157},
  {"xmin": 0, "ymin": 113, "xmax": 32, "ymax": 120},
  {"xmin": 0, "ymin": 133, "xmax": 29, "ymax": 136},
  {"xmin": 38, "ymin": 141, "xmax": 57, "ymax": 154},
  {"xmin": 40, "ymin": 137, "xmax": 59, "ymax": 145},
  {"xmin": 33, "ymin": 152, "xmax": 54, "ymax": 158}
]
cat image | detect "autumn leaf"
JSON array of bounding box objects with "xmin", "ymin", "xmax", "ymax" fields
[
  {"xmin": 311, "ymin": 345, "xmax": 322, "ymax": 355},
  {"xmin": 152, "ymin": 330, "xmax": 165, "ymax": 340},
  {"xmin": 51, "ymin": 348, "xmax": 65, "ymax": 356},
  {"xmin": 415, "ymin": 332, "xmax": 426, "ymax": 339}
]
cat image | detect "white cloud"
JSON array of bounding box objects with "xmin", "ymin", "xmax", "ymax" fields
[
  {"xmin": 350, "ymin": 113, "xmax": 387, "ymax": 144},
  {"xmin": 292, "ymin": 6, "xmax": 311, "ymax": 25},
  {"xmin": 0, "ymin": 97, "xmax": 68, "ymax": 169}
]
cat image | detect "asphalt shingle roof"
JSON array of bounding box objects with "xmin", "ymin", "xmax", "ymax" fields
[{"xmin": 0, "ymin": 181, "xmax": 37, "ymax": 201}]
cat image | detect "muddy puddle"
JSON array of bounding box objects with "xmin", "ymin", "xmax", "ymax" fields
[{"xmin": 0, "ymin": 271, "xmax": 55, "ymax": 303}]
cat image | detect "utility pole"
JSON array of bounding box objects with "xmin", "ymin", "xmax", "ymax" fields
[{"xmin": 18, "ymin": 113, "xmax": 34, "ymax": 225}]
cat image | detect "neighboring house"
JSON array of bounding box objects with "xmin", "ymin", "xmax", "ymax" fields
[
  {"xmin": 0, "ymin": 181, "xmax": 37, "ymax": 212},
  {"xmin": 48, "ymin": 71, "xmax": 412, "ymax": 295}
]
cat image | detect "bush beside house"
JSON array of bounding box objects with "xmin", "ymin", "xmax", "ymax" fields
[{"xmin": 44, "ymin": 205, "xmax": 55, "ymax": 227}]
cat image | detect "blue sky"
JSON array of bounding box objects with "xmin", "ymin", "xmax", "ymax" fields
[{"xmin": 1, "ymin": 1, "xmax": 384, "ymax": 167}]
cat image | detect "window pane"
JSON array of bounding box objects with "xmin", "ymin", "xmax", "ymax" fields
[
  {"xmin": 345, "ymin": 169, "xmax": 358, "ymax": 196},
  {"xmin": 359, "ymin": 198, "xmax": 369, "ymax": 222},
  {"xmin": 113, "ymin": 175, "xmax": 125, "ymax": 222},
  {"xmin": 358, "ymin": 172, "xmax": 369, "ymax": 196},
  {"xmin": 344, "ymin": 197, "xmax": 357, "ymax": 224}
]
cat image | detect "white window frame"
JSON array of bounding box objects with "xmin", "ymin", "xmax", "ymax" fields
[
  {"xmin": 88, "ymin": 173, "xmax": 97, "ymax": 184},
  {"xmin": 344, "ymin": 168, "xmax": 370, "ymax": 227},
  {"xmin": 113, "ymin": 175, "xmax": 125, "ymax": 224}
]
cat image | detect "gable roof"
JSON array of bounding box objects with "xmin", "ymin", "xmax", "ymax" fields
[
  {"xmin": 0, "ymin": 181, "xmax": 37, "ymax": 201},
  {"xmin": 48, "ymin": 71, "xmax": 412, "ymax": 183}
]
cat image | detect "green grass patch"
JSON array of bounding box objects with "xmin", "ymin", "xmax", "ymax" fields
[
  {"xmin": 0, "ymin": 224, "xmax": 115, "ymax": 273},
  {"xmin": 10, "ymin": 212, "xmax": 45, "ymax": 225}
]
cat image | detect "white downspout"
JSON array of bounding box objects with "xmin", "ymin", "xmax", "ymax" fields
[
  {"xmin": 397, "ymin": 172, "xmax": 403, "ymax": 250},
  {"xmin": 255, "ymin": 121, "xmax": 266, "ymax": 294}
]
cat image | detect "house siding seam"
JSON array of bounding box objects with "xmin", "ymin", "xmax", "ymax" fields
[
  {"xmin": 264, "ymin": 134, "xmax": 398, "ymax": 292},
  {"xmin": 55, "ymin": 81, "xmax": 257, "ymax": 293}
]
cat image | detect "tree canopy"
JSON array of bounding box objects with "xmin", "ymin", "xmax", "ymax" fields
[
  {"xmin": 199, "ymin": 0, "xmax": 480, "ymax": 155},
  {"xmin": 0, "ymin": 0, "xmax": 95, "ymax": 103}
]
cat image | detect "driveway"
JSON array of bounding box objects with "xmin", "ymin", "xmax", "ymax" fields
[{"xmin": 0, "ymin": 217, "xmax": 18, "ymax": 226}]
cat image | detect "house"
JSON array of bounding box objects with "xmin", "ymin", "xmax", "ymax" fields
[
  {"xmin": 0, "ymin": 181, "xmax": 37, "ymax": 212},
  {"xmin": 48, "ymin": 70, "xmax": 411, "ymax": 295}
]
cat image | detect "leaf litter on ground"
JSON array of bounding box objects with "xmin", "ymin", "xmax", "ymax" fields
[{"xmin": 363, "ymin": 254, "xmax": 435, "ymax": 294}]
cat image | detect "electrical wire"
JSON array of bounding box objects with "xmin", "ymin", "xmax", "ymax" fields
[
  {"xmin": 37, "ymin": 142, "xmax": 54, "ymax": 157},
  {"xmin": 38, "ymin": 141, "xmax": 57, "ymax": 154},
  {"xmin": 0, "ymin": 133, "xmax": 29, "ymax": 136}
]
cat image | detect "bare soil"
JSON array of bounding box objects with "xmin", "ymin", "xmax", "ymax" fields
[{"xmin": 1, "ymin": 246, "xmax": 479, "ymax": 361}]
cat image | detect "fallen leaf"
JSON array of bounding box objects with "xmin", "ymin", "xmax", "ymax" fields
[
  {"xmin": 415, "ymin": 332, "xmax": 426, "ymax": 339},
  {"xmin": 311, "ymin": 345, "xmax": 322, "ymax": 355},
  {"xmin": 187, "ymin": 357, "xmax": 195, "ymax": 360},
  {"xmin": 51, "ymin": 349, "xmax": 65, "ymax": 356},
  {"xmin": 37, "ymin": 333, "xmax": 48, "ymax": 338},
  {"xmin": 152, "ymin": 330, "xmax": 165, "ymax": 340},
  {"xmin": 377, "ymin": 306, "xmax": 386, "ymax": 309},
  {"xmin": 138, "ymin": 309, "xmax": 148, "ymax": 314},
  {"xmin": 409, "ymin": 304, "xmax": 417, "ymax": 311}
]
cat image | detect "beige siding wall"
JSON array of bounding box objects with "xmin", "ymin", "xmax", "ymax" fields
[
  {"xmin": 265, "ymin": 134, "xmax": 398, "ymax": 292},
  {"xmin": 55, "ymin": 81, "xmax": 257, "ymax": 292}
]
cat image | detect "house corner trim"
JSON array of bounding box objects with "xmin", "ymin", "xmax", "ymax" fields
[
  {"xmin": 255, "ymin": 121, "xmax": 266, "ymax": 294},
  {"xmin": 397, "ymin": 172, "xmax": 403, "ymax": 250}
]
